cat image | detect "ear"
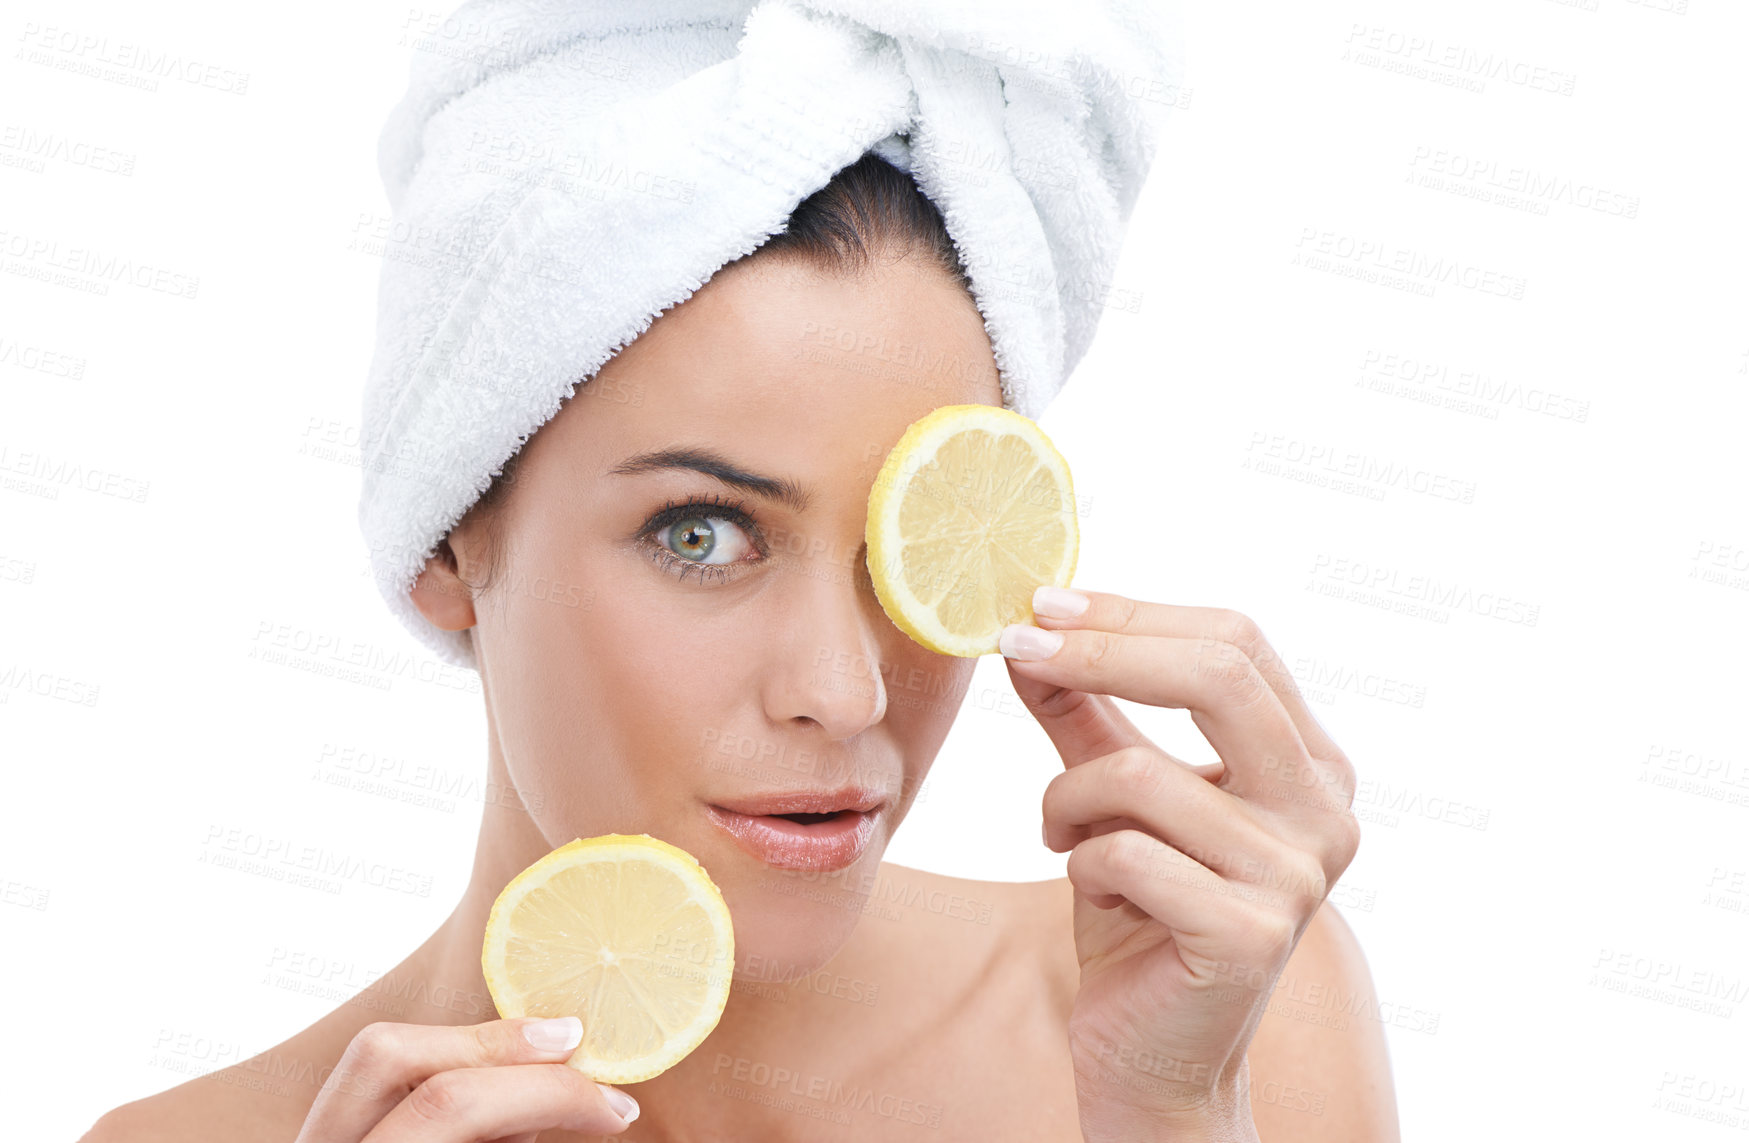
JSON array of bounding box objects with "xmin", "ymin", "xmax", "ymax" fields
[{"xmin": 408, "ymin": 536, "xmax": 478, "ymax": 632}]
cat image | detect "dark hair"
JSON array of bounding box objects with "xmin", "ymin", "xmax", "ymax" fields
[{"xmin": 450, "ymin": 150, "xmax": 970, "ymax": 605}]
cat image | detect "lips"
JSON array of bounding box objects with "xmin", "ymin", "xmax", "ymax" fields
[
  {"xmin": 705, "ymin": 786, "xmax": 884, "ymax": 872},
  {"xmin": 708, "ymin": 787, "xmax": 884, "ymax": 817}
]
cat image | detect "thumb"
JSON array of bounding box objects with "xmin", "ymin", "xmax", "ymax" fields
[
  {"xmin": 1003, "ymin": 653, "xmax": 1149, "ymax": 769},
  {"xmin": 1003, "ymin": 655, "xmax": 1226, "ymax": 784}
]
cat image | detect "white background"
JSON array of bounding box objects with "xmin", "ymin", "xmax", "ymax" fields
[{"xmin": 4, "ymin": 0, "xmax": 1746, "ymax": 1139}]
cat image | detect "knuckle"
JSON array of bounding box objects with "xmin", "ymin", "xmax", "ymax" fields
[
  {"xmin": 1283, "ymin": 850, "xmax": 1329, "ymax": 903},
  {"xmin": 537, "ymin": 1061, "xmax": 594, "ymax": 1106},
  {"xmin": 1243, "ymin": 909, "xmax": 1298, "ymax": 960},
  {"xmin": 465, "ymin": 1020, "xmax": 499, "ymax": 1064},
  {"xmin": 1106, "ymin": 747, "xmax": 1167, "ymax": 803},
  {"xmin": 1081, "ymin": 629, "xmax": 1121, "ymax": 675},
  {"xmin": 1101, "ymin": 827, "xmax": 1160, "ymax": 878},
  {"xmin": 1112, "ymin": 594, "xmax": 1142, "ymax": 634},
  {"xmin": 406, "ymin": 1070, "xmax": 470, "ymax": 1125},
  {"xmin": 1216, "ymin": 608, "xmax": 1261, "ymax": 652},
  {"xmin": 341, "ymin": 1021, "xmax": 406, "ymax": 1075},
  {"xmin": 1328, "ymin": 809, "xmax": 1363, "ymax": 871},
  {"xmin": 1324, "ymin": 752, "xmax": 1358, "ymax": 803},
  {"xmin": 1039, "ymin": 769, "xmax": 1074, "ymax": 822},
  {"xmin": 1204, "ymin": 648, "xmax": 1268, "ymax": 710}
]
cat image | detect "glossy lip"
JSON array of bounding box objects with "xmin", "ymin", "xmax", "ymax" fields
[
  {"xmin": 704, "ymin": 788, "xmax": 885, "ymax": 872},
  {"xmin": 708, "ymin": 786, "xmax": 885, "ymax": 817}
]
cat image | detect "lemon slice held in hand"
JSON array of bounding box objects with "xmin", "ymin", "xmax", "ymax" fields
[
  {"xmin": 481, "ymin": 834, "xmax": 734, "ymax": 1084},
  {"xmin": 866, "ymin": 404, "xmax": 1080, "ymax": 656}
]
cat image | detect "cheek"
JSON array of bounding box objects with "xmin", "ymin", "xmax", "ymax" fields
[
  {"xmin": 882, "ymin": 653, "xmax": 976, "ymax": 733},
  {"xmin": 486, "ymin": 568, "xmax": 752, "ymax": 820}
]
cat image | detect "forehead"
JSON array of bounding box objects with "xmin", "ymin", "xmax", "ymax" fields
[
  {"xmin": 635, "ymin": 255, "xmax": 997, "ymax": 406},
  {"xmin": 553, "ymin": 254, "xmax": 1005, "ymax": 480}
]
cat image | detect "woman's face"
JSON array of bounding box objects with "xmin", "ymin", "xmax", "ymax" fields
[{"xmin": 432, "ymin": 251, "xmax": 1005, "ymax": 979}]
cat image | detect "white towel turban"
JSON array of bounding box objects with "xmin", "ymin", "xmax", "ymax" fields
[{"xmin": 358, "ymin": 0, "xmax": 1184, "ymax": 669}]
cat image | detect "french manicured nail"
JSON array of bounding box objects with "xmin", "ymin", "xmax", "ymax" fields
[
  {"xmin": 1001, "ymin": 623, "xmax": 1064, "ymax": 661},
  {"xmin": 1041, "ymin": 820, "xmax": 1050, "ymax": 847},
  {"xmin": 523, "ymin": 1016, "xmax": 583, "ymax": 1052},
  {"xmin": 1033, "ymin": 585, "xmax": 1089, "ymax": 619},
  {"xmin": 603, "ymin": 1087, "xmax": 641, "ymax": 1123}
]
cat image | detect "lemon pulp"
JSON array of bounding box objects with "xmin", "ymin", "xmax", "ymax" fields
[
  {"xmin": 866, "ymin": 404, "xmax": 1079, "ymax": 656},
  {"xmin": 480, "ymin": 834, "xmax": 734, "ymax": 1084}
]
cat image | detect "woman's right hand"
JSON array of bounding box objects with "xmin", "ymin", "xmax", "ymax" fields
[{"xmin": 294, "ymin": 1016, "xmax": 640, "ymax": 1141}]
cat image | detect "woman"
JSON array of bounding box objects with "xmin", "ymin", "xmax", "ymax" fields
[{"xmin": 84, "ymin": 149, "xmax": 1396, "ymax": 1142}]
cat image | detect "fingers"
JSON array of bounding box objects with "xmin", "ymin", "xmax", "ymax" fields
[
  {"xmin": 1031, "ymin": 591, "xmax": 1350, "ymax": 776},
  {"xmin": 1065, "ymin": 829, "xmax": 1295, "ymax": 970},
  {"xmin": 1001, "ymin": 658, "xmax": 1157, "ymax": 765},
  {"xmin": 297, "ymin": 1017, "xmax": 639, "ymax": 1143},
  {"xmin": 1004, "ymin": 659, "xmax": 1223, "ymax": 783},
  {"xmin": 1005, "ymin": 627, "xmax": 1307, "ymax": 799},
  {"xmin": 362, "ymin": 1060, "xmax": 636, "ymax": 1142},
  {"xmin": 1011, "ymin": 590, "xmax": 1354, "ymax": 806},
  {"xmin": 1042, "ymin": 748, "xmax": 1328, "ymax": 906}
]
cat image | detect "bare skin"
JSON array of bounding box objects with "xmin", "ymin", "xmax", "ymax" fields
[{"xmin": 82, "ymin": 251, "xmax": 1399, "ymax": 1142}]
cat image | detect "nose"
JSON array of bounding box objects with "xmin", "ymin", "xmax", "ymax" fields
[{"xmin": 764, "ymin": 538, "xmax": 889, "ymax": 738}]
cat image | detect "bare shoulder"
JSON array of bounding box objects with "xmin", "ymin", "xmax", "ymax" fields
[
  {"xmin": 79, "ymin": 1029, "xmax": 331, "ymax": 1143},
  {"xmin": 1246, "ymin": 902, "xmax": 1401, "ymax": 1141},
  {"xmin": 874, "ymin": 861, "xmax": 1079, "ymax": 1003},
  {"xmin": 875, "ymin": 860, "xmax": 1075, "ymax": 943}
]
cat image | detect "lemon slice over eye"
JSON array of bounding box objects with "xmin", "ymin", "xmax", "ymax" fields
[
  {"xmin": 865, "ymin": 404, "xmax": 1079, "ymax": 657},
  {"xmin": 481, "ymin": 834, "xmax": 735, "ymax": 1084}
]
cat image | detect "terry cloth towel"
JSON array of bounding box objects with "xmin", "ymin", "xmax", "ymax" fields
[{"xmin": 359, "ymin": 0, "xmax": 1185, "ymax": 670}]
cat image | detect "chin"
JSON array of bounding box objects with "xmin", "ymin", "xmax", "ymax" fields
[
  {"xmin": 680, "ymin": 781, "xmax": 899, "ymax": 982},
  {"xmin": 716, "ymin": 863, "xmax": 877, "ymax": 984}
]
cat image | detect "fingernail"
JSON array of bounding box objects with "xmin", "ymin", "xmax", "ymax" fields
[
  {"xmin": 1033, "ymin": 585, "xmax": 1089, "ymax": 619},
  {"xmin": 523, "ymin": 1016, "xmax": 583, "ymax": 1052},
  {"xmin": 1041, "ymin": 820, "xmax": 1050, "ymax": 847},
  {"xmin": 1000, "ymin": 623, "xmax": 1064, "ymax": 661},
  {"xmin": 603, "ymin": 1086, "xmax": 641, "ymax": 1124}
]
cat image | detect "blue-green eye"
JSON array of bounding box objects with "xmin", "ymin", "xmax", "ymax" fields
[{"xmin": 641, "ymin": 494, "xmax": 764, "ymax": 584}]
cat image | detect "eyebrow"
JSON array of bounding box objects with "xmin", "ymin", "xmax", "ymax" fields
[{"xmin": 608, "ymin": 445, "xmax": 813, "ymax": 514}]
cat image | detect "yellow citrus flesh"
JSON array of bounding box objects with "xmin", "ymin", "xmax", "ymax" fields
[
  {"xmin": 480, "ymin": 834, "xmax": 734, "ymax": 1084},
  {"xmin": 866, "ymin": 404, "xmax": 1079, "ymax": 656}
]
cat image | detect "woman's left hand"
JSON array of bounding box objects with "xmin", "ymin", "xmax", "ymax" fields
[{"xmin": 1000, "ymin": 587, "xmax": 1362, "ymax": 1143}]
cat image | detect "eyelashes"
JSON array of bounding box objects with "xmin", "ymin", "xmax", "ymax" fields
[{"xmin": 638, "ymin": 493, "xmax": 766, "ymax": 584}]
